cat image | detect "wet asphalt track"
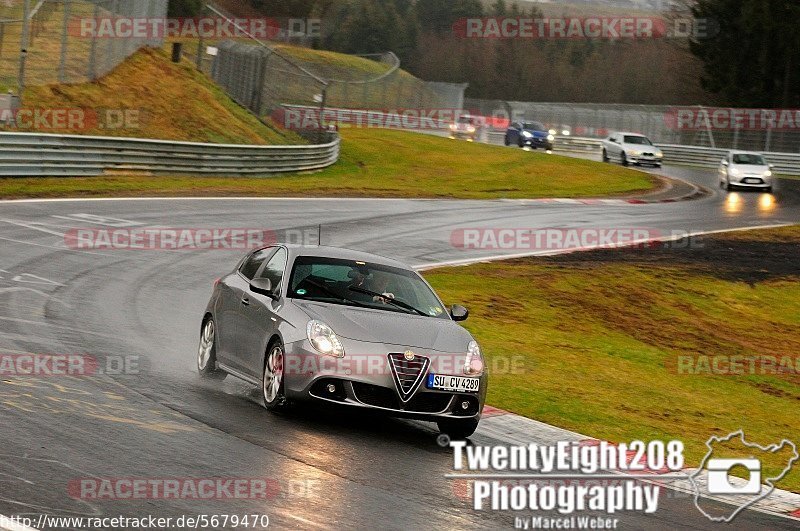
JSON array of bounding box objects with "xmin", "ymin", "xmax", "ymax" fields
[{"xmin": 0, "ymin": 158, "xmax": 799, "ymax": 530}]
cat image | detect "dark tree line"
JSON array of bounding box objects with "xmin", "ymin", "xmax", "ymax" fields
[
  {"xmin": 690, "ymin": 0, "xmax": 800, "ymax": 107},
  {"xmin": 170, "ymin": 0, "xmax": 800, "ymax": 106}
]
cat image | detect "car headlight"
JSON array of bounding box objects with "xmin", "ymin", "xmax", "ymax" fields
[
  {"xmin": 656, "ymin": 151, "xmax": 663, "ymax": 158},
  {"xmin": 522, "ymin": 131, "xmax": 533, "ymax": 138},
  {"xmin": 547, "ymin": 134, "xmax": 555, "ymax": 141},
  {"xmin": 629, "ymin": 150, "xmax": 641, "ymax": 156},
  {"xmin": 549, "ymin": 129, "xmax": 557, "ymax": 135},
  {"xmin": 449, "ymin": 124, "xmax": 457, "ymax": 130},
  {"xmin": 467, "ymin": 126, "xmax": 476, "ymax": 133},
  {"xmin": 464, "ymin": 340, "xmax": 484, "ymax": 376},
  {"xmin": 763, "ymin": 170, "xmax": 772, "ymax": 177},
  {"xmin": 562, "ymin": 130, "xmax": 570, "ymax": 136},
  {"xmin": 730, "ymin": 168, "xmax": 739, "ymax": 176},
  {"xmin": 307, "ymin": 320, "xmax": 345, "ymax": 358}
]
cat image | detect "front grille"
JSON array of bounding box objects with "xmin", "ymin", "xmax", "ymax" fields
[
  {"xmin": 643, "ymin": 152, "xmax": 654, "ymax": 157},
  {"xmin": 351, "ymin": 381, "xmax": 397, "ymax": 409},
  {"xmin": 388, "ymin": 353, "xmax": 430, "ymax": 402},
  {"xmin": 352, "ymin": 382, "xmax": 452, "ymax": 413}
]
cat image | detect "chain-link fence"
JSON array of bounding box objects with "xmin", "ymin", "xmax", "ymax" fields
[
  {"xmin": 176, "ymin": 3, "xmax": 468, "ymax": 136},
  {"xmin": 466, "ymin": 98, "xmax": 800, "ymax": 154},
  {"xmin": 0, "ymin": 0, "xmax": 166, "ymax": 93}
]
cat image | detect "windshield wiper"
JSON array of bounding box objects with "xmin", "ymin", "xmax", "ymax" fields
[
  {"xmin": 348, "ymin": 286, "xmax": 428, "ymax": 316},
  {"xmin": 299, "ymin": 278, "xmax": 372, "ymax": 309}
]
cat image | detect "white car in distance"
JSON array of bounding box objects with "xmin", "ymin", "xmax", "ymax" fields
[
  {"xmin": 602, "ymin": 132, "xmax": 663, "ymax": 167},
  {"xmin": 719, "ymin": 151, "xmax": 774, "ymax": 192}
]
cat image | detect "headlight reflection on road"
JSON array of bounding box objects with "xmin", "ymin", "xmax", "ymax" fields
[
  {"xmin": 724, "ymin": 192, "xmax": 743, "ymax": 214},
  {"xmin": 759, "ymin": 193, "xmax": 776, "ymax": 212}
]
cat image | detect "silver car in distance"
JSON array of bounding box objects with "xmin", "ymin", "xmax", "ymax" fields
[
  {"xmin": 198, "ymin": 245, "xmax": 487, "ymax": 438},
  {"xmin": 719, "ymin": 151, "xmax": 774, "ymax": 192}
]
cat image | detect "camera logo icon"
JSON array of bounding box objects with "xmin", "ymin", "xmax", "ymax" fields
[{"xmin": 706, "ymin": 458, "xmax": 761, "ymax": 494}]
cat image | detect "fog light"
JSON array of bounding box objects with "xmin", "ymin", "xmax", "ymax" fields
[
  {"xmin": 461, "ymin": 401, "xmax": 470, "ymax": 410},
  {"xmin": 327, "ymin": 384, "xmax": 336, "ymax": 393}
]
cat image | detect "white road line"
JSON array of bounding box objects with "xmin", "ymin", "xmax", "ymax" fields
[
  {"xmin": 0, "ymin": 219, "xmax": 66, "ymax": 238},
  {"xmin": 0, "ymin": 196, "xmax": 435, "ymax": 204},
  {"xmin": 0, "ymin": 236, "xmax": 108, "ymax": 257}
]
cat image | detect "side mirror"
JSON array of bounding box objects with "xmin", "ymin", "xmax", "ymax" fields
[
  {"xmin": 721, "ymin": 159, "xmax": 729, "ymax": 166},
  {"xmin": 250, "ymin": 278, "xmax": 277, "ymax": 299},
  {"xmin": 450, "ymin": 305, "xmax": 469, "ymax": 322}
]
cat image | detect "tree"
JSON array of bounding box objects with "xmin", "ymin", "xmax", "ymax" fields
[
  {"xmin": 414, "ymin": 0, "xmax": 483, "ymax": 35},
  {"xmin": 168, "ymin": 0, "xmax": 204, "ymax": 17},
  {"xmin": 690, "ymin": 0, "xmax": 800, "ymax": 107}
]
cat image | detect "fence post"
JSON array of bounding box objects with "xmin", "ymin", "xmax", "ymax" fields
[
  {"xmin": 196, "ymin": 4, "xmax": 206, "ymax": 69},
  {"xmin": 698, "ymin": 105, "xmax": 716, "ymax": 148},
  {"xmin": 87, "ymin": 2, "xmax": 99, "ymax": 79},
  {"xmin": 765, "ymin": 124, "xmax": 772, "ymax": 152},
  {"xmin": 58, "ymin": 0, "xmax": 71, "ymax": 83},
  {"xmin": 17, "ymin": 0, "xmax": 30, "ymax": 95}
]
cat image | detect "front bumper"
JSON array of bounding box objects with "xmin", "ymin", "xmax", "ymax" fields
[
  {"xmin": 283, "ymin": 339, "xmax": 487, "ymax": 421},
  {"xmin": 629, "ymin": 155, "xmax": 662, "ymax": 165},
  {"xmin": 522, "ymin": 137, "xmax": 553, "ymax": 149},
  {"xmin": 450, "ymin": 131, "xmax": 477, "ymax": 141},
  {"xmin": 730, "ymin": 175, "xmax": 772, "ymax": 188}
]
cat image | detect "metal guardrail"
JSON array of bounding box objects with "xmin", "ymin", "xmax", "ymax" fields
[
  {"xmin": 0, "ymin": 132, "xmax": 340, "ymax": 177},
  {"xmin": 548, "ymin": 136, "xmax": 800, "ymax": 176}
]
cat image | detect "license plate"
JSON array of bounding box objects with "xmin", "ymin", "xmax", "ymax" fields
[
  {"xmin": 426, "ymin": 374, "xmax": 480, "ymax": 393},
  {"xmin": 743, "ymin": 178, "xmax": 761, "ymax": 184}
]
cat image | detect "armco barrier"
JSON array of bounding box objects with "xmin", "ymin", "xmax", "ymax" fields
[
  {"xmin": 545, "ymin": 135, "xmax": 800, "ymax": 176},
  {"xmin": 0, "ymin": 132, "xmax": 340, "ymax": 177}
]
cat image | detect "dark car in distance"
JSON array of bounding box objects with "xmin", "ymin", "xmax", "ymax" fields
[{"xmin": 505, "ymin": 121, "xmax": 555, "ymax": 150}]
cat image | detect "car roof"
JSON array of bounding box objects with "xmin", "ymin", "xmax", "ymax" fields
[
  {"xmin": 281, "ymin": 245, "xmax": 411, "ymax": 269},
  {"xmin": 614, "ymin": 132, "xmax": 647, "ymax": 137}
]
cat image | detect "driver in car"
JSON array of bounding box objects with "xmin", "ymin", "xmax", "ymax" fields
[{"xmin": 345, "ymin": 268, "xmax": 395, "ymax": 304}]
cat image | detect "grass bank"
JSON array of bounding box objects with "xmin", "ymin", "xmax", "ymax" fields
[
  {"xmin": 424, "ymin": 225, "xmax": 800, "ymax": 491},
  {"xmin": 0, "ymin": 128, "xmax": 655, "ymax": 199}
]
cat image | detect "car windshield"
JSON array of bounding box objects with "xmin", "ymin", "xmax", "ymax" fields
[
  {"xmin": 732, "ymin": 154, "xmax": 766, "ymax": 165},
  {"xmin": 523, "ymin": 122, "xmax": 546, "ymax": 131},
  {"xmin": 289, "ymin": 256, "xmax": 449, "ymax": 319},
  {"xmin": 624, "ymin": 135, "xmax": 653, "ymax": 145}
]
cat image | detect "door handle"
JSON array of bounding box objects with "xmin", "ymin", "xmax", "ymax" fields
[{"xmin": 241, "ymin": 296, "xmax": 250, "ymax": 306}]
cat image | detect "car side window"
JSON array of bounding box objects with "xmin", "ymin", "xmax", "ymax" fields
[
  {"xmin": 257, "ymin": 247, "xmax": 288, "ymax": 291},
  {"xmin": 239, "ymin": 248, "xmax": 275, "ymax": 280}
]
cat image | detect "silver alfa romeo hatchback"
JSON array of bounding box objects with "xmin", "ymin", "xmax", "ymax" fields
[{"xmin": 198, "ymin": 245, "xmax": 487, "ymax": 438}]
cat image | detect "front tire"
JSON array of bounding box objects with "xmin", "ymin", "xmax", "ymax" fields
[
  {"xmin": 438, "ymin": 418, "xmax": 480, "ymax": 439},
  {"xmin": 262, "ymin": 340, "xmax": 288, "ymax": 411},
  {"xmin": 198, "ymin": 318, "xmax": 226, "ymax": 380},
  {"xmin": 621, "ymin": 152, "xmax": 629, "ymax": 166},
  {"xmin": 725, "ymin": 176, "xmax": 733, "ymax": 191},
  {"xmin": 602, "ymin": 149, "xmax": 609, "ymax": 162}
]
